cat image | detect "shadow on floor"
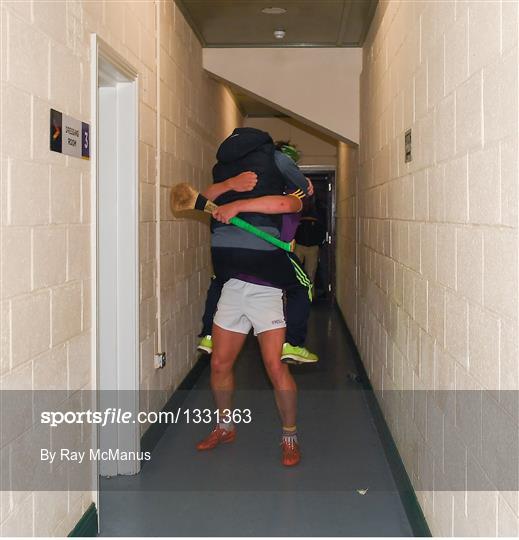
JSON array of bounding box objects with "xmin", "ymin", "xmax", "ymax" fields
[{"xmin": 100, "ymin": 302, "xmax": 414, "ymax": 536}]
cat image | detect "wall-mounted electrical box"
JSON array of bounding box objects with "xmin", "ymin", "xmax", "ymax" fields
[{"xmin": 154, "ymin": 352, "xmax": 166, "ymax": 369}]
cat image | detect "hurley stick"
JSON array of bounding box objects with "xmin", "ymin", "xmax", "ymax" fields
[{"xmin": 171, "ymin": 183, "xmax": 295, "ymax": 253}]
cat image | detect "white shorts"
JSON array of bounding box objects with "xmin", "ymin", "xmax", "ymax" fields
[{"xmin": 214, "ymin": 278, "xmax": 286, "ymax": 336}]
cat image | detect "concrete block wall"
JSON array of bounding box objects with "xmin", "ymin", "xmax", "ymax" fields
[
  {"xmin": 0, "ymin": 0, "xmax": 241, "ymax": 535},
  {"xmin": 337, "ymin": 0, "xmax": 519, "ymax": 535},
  {"xmin": 139, "ymin": 0, "xmax": 242, "ymax": 423},
  {"xmin": 336, "ymin": 142, "xmax": 358, "ymax": 332}
]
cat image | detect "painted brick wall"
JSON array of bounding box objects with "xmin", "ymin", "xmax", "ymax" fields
[
  {"xmin": 338, "ymin": 0, "xmax": 518, "ymax": 535},
  {"xmin": 0, "ymin": 0, "xmax": 241, "ymax": 535},
  {"xmin": 336, "ymin": 141, "xmax": 358, "ymax": 333}
]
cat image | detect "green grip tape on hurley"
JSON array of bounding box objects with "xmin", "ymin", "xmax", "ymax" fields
[{"xmin": 229, "ymin": 216, "xmax": 294, "ymax": 252}]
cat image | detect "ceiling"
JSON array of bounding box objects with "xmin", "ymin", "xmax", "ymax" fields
[{"xmin": 175, "ymin": 0, "xmax": 378, "ymax": 48}]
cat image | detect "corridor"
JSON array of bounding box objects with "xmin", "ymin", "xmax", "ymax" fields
[
  {"xmin": 99, "ymin": 303, "xmax": 416, "ymax": 537},
  {"xmin": 1, "ymin": 0, "xmax": 518, "ymax": 536}
]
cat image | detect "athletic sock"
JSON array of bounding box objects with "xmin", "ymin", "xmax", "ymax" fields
[
  {"xmin": 218, "ymin": 420, "xmax": 234, "ymax": 432},
  {"xmin": 282, "ymin": 425, "xmax": 298, "ymax": 445}
]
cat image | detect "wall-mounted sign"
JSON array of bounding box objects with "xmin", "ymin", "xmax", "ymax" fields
[
  {"xmin": 50, "ymin": 108, "xmax": 89, "ymax": 160},
  {"xmin": 405, "ymin": 129, "xmax": 412, "ymax": 163}
]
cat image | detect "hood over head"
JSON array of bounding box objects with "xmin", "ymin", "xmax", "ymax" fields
[{"xmin": 216, "ymin": 127, "xmax": 273, "ymax": 163}]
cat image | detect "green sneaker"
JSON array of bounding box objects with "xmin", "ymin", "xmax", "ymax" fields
[
  {"xmin": 197, "ymin": 335, "xmax": 213, "ymax": 354},
  {"xmin": 281, "ymin": 343, "xmax": 319, "ymax": 364}
]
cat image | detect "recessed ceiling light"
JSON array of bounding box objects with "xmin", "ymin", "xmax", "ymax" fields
[
  {"xmin": 261, "ymin": 7, "xmax": 287, "ymax": 15},
  {"xmin": 273, "ymin": 29, "xmax": 286, "ymax": 39}
]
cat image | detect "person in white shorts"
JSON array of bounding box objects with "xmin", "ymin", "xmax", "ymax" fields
[{"xmin": 196, "ymin": 195, "xmax": 302, "ymax": 467}]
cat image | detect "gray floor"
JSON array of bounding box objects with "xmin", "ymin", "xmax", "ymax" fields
[{"xmin": 99, "ymin": 302, "xmax": 414, "ymax": 536}]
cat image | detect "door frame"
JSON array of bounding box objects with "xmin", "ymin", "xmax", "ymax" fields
[
  {"xmin": 90, "ymin": 33, "xmax": 140, "ymax": 489},
  {"xmin": 300, "ymin": 166, "xmax": 336, "ymax": 298}
]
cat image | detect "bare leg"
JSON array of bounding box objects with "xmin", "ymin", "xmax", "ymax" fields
[
  {"xmin": 210, "ymin": 324, "xmax": 247, "ymax": 415},
  {"xmin": 257, "ymin": 328, "xmax": 297, "ymax": 427}
]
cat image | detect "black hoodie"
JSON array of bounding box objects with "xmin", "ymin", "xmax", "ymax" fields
[
  {"xmin": 215, "ymin": 127, "xmax": 273, "ymax": 163},
  {"xmin": 212, "ymin": 128, "xmax": 286, "ymax": 204},
  {"xmin": 210, "ymin": 128, "xmax": 309, "ymax": 290}
]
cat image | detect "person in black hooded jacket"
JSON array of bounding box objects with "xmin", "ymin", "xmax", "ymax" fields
[{"xmin": 197, "ymin": 128, "xmax": 318, "ymax": 364}]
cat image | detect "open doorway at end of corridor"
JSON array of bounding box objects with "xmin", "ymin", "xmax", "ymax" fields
[{"xmin": 299, "ymin": 168, "xmax": 337, "ymax": 301}]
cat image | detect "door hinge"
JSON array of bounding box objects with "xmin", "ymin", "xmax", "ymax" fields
[
  {"xmin": 328, "ymin": 283, "xmax": 332, "ymax": 292},
  {"xmin": 328, "ymin": 183, "xmax": 332, "ymax": 191}
]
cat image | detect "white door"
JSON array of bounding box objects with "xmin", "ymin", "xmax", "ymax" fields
[{"xmin": 91, "ymin": 35, "xmax": 140, "ymax": 478}]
